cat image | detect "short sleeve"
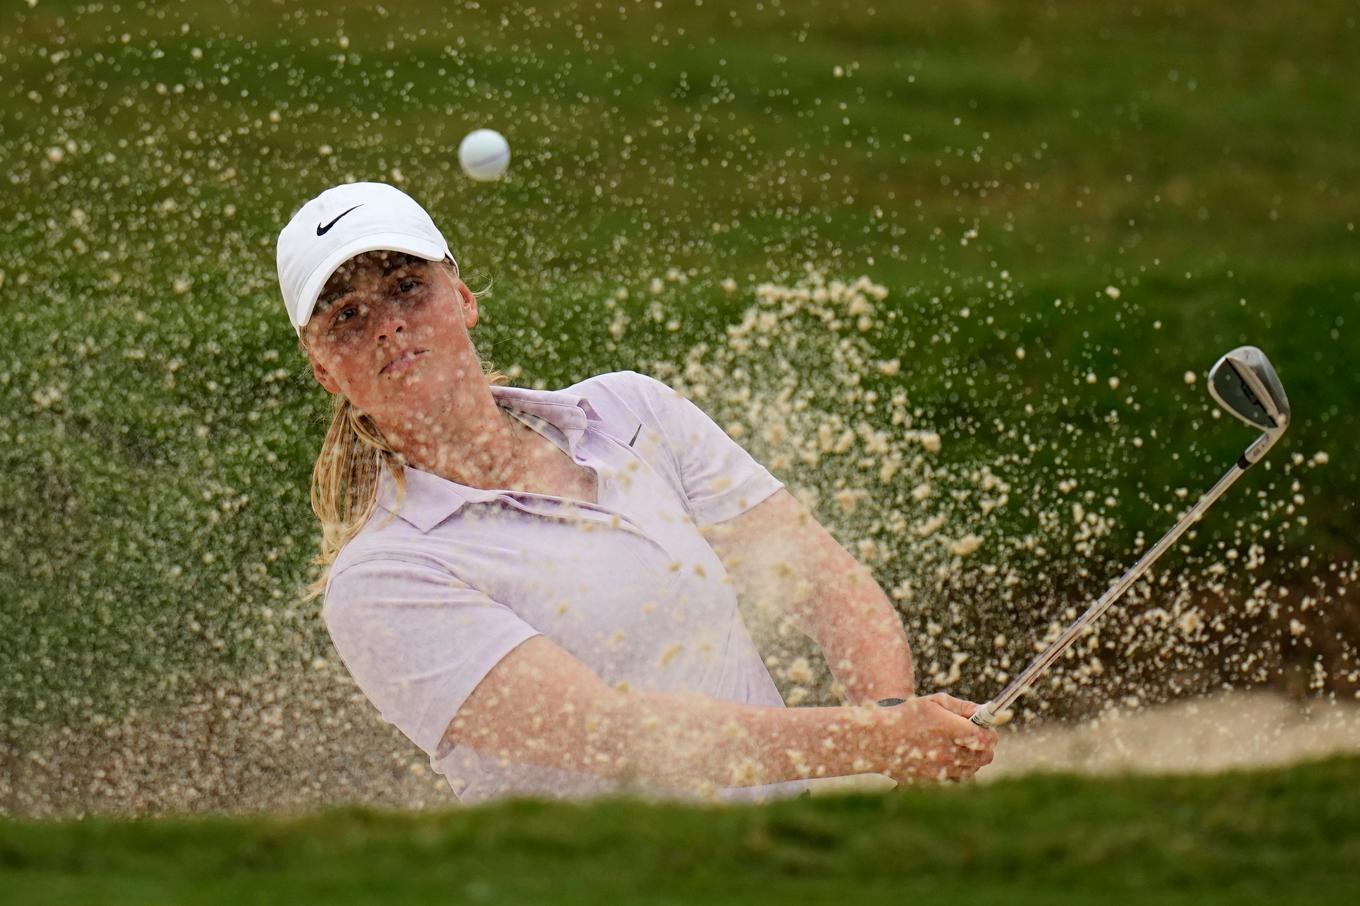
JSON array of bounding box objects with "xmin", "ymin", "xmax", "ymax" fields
[
  {"xmin": 635, "ymin": 373, "xmax": 784, "ymax": 527},
  {"xmin": 322, "ymin": 558, "xmax": 541, "ymax": 757}
]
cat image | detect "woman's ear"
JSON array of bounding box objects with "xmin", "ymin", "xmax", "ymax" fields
[
  {"xmin": 458, "ymin": 279, "xmax": 479, "ymax": 329},
  {"xmin": 310, "ymin": 354, "xmax": 342, "ymax": 394}
]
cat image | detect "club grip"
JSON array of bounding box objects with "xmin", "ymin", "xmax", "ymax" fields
[{"xmin": 970, "ymin": 703, "xmax": 997, "ymax": 729}]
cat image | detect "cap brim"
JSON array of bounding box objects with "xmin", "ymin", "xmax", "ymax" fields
[{"xmin": 293, "ymin": 232, "xmax": 452, "ymax": 334}]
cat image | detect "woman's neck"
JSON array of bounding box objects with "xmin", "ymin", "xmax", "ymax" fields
[{"xmin": 382, "ymin": 389, "xmax": 527, "ymax": 491}]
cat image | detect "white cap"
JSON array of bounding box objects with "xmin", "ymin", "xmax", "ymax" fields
[{"xmin": 276, "ymin": 182, "xmax": 459, "ymax": 335}]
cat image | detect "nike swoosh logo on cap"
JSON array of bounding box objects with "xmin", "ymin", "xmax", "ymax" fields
[{"xmin": 316, "ymin": 205, "xmax": 362, "ymax": 236}]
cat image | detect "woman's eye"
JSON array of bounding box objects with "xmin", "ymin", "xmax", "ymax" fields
[
  {"xmin": 397, "ymin": 277, "xmax": 419, "ymax": 294},
  {"xmin": 334, "ymin": 305, "xmax": 358, "ymax": 324}
]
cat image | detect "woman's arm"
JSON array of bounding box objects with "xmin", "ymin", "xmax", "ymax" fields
[
  {"xmin": 704, "ymin": 489, "xmax": 916, "ymax": 703},
  {"xmin": 446, "ymin": 635, "xmax": 989, "ymax": 794},
  {"xmin": 629, "ymin": 374, "xmax": 913, "ymax": 701}
]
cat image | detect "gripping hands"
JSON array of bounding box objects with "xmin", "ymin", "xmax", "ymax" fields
[{"xmin": 871, "ymin": 693, "xmax": 999, "ymax": 783}]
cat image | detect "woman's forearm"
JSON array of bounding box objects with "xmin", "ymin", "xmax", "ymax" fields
[
  {"xmin": 808, "ymin": 562, "xmax": 916, "ymax": 703},
  {"xmin": 601, "ymin": 690, "xmax": 886, "ymax": 793},
  {"xmin": 447, "ymin": 635, "xmax": 897, "ymax": 794},
  {"xmin": 703, "ymin": 489, "xmax": 916, "ymax": 703}
]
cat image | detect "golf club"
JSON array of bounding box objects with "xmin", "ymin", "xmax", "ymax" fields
[{"xmin": 970, "ymin": 346, "xmax": 1291, "ymax": 729}]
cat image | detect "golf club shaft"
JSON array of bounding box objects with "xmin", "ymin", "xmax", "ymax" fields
[{"xmin": 971, "ymin": 449, "xmax": 1260, "ymax": 729}]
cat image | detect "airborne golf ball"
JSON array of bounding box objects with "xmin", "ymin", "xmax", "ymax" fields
[{"xmin": 458, "ymin": 129, "xmax": 510, "ymax": 181}]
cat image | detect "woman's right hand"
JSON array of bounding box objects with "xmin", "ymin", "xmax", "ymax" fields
[{"xmin": 871, "ymin": 693, "xmax": 999, "ymax": 783}]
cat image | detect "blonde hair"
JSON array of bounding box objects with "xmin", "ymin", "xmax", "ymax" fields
[{"xmin": 298, "ymin": 262, "xmax": 507, "ymax": 601}]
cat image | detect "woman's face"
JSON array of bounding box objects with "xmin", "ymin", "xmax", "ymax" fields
[{"xmin": 302, "ymin": 251, "xmax": 481, "ymax": 424}]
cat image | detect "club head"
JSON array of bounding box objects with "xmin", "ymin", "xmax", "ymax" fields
[{"xmin": 1207, "ymin": 346, "xmax": 1290, "ymax": 463}]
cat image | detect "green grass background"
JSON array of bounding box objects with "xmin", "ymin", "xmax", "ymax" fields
[
  {"xmin": 2, "ymin": 756, "xmax": 1359, "ymax": 905},
  {"xmin": 2, "ymin": 2, "xmax": 1359, "ymax": 899},
  {"xmin": 1, "ymin": 0, "xmax": 1357, "ymax": 730}
]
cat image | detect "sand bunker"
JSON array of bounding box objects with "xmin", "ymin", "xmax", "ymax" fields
[
  {"xmin": 6, "ymin": 668, "xmax": 1357, "ymax": 817},
  {"xmin": 809, "ymin": 689, "xmax": 1360, "ymax": 795},
  {"xmin": 987, "ymin": 689, "xmax": 1360, "ymax": 778}
]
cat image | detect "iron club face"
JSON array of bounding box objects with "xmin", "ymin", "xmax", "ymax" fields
[
  {"xmin": 1207, "ymin": 346, "xmax": 1291, "ymax": 467},
  {"xmin": 1208, "ymin": 345, "xmax": 1291, "ymax": 437}
]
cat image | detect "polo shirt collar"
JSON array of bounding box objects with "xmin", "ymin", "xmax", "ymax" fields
[
  {"xmin": 373, "ymin": 383, "xmax": 601, "ymax": 533},
  {"xmin": 488, "ymin": 383, "xmax": 600, "ymax": 449}
]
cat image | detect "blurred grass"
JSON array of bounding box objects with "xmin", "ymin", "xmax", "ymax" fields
[
  {"xmin": 0, "ymin": 0, "xmax": 1357, "ymax": 734},
  {"xmin": 2, "ymin": 755, "xmax": 1359, "ymax": 905}
]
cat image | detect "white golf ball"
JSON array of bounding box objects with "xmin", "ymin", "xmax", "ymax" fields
[{"xmin": 458, "ymin": 129, "xmax": 510, "ymax": 182}]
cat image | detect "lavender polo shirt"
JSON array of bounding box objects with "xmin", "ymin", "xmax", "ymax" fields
[{"xmin": 321, "ymin": 370, "xmax": 811, "ymax": 804}]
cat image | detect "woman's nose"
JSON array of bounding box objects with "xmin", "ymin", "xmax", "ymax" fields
[{"xmin": 376, "ymin": 312, "xmax": 405, "ymax": 342}]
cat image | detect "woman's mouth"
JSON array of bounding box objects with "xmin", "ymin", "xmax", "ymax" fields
[{"xmin": 382, "ymin": 349, "xmax": 426, "ymax": 374}]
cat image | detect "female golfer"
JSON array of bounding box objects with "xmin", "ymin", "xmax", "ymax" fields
[{"xmin": 276, "ymin": 182, "xmax": 998, "ymax": 804}]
